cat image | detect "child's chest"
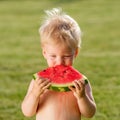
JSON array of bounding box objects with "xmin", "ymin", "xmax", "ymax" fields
[
  {"xmin": 38, "ymin": 91, "xmax": 80, "ymax": 114},
  {"xmin": 40, "ymin": 90, "xmax": 76, "ymax": 104}
]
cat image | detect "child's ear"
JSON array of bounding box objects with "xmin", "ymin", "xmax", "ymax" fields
[
  {"xmin": 42, "ymin": 49, "xmax": 47, "ymax": 59},
  {"xmin": 74, "ymin": 48, "xmax": 79, "ymax": 57}
]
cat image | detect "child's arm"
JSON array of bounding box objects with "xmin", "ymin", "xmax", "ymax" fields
[
  {"xmin": 21, "ymin": 78, "xmax": 51, "ymax": 117},
  {"xmin": 69, "ymin": 80, "xmax": 96, "ymax": 118}
]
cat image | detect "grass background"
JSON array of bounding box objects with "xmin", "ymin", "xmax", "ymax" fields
[{"xmin": 0, "ymin": 0, "xmax": 120, "ymax": 120}]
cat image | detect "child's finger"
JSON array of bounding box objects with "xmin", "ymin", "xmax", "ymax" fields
[
  {"xmin": 68, "ymin": 86, "xmax": 75, "ymax": 92},
  {"xmin": 36, "ymin": 77, "xmax": 49, "ymax": 85},
  {"xmin": 80, "ymin": 79, "xmax": 88, "ymax": 85},
  {"xmin": 42, "ymin": 82, "xmax": 51, "ymax": 90},
  {"xmin": 73, "ymin": 80, "xmax": 81, "ymax": 90},
  {"xmin": 40, "ymin": 79, "xmax": 51, "ymax": 88},
  {"xmin": 36, "ymin": 78, "xmax": 44, "ymax": 85}
]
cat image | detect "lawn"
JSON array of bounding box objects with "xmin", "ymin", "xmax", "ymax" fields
[{"xmin": 0, "ymin": 0, "xmax": 120, "ymax": 120}]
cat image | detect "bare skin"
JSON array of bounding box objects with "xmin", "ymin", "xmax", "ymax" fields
[
  {"xmin": 21, "ymin": 44, "xmax": 96, "ymax": 120},
  {"xmin": 21, "ymin": 78, "xmax": 96, "ymax": 120}
]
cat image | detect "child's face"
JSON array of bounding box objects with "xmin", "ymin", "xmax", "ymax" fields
[{"xmin": 42, "ymin": 44, "xmax": 78, "ymax": 67}]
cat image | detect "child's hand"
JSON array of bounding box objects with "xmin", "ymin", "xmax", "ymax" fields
[
  {"xmin": 69, "ymin": 80, "xmax": 86, "ymax": 99},
  {"xmin": 32, "ymin": 77, "xmax": 51, "ymax": 98}
]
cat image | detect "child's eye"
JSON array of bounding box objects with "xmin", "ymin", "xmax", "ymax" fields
[
  {"xmin": 50, "ymin": 55, "xmax": 56, "ymax": 58},
  {"xmin": 63, "ymin": 55, "xmax": 72, "ymax": 59}
]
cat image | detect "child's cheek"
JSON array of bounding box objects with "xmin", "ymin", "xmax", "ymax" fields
[{"xmin": 48, "ymin": 59, "xmax": 55, "ymax": 67}]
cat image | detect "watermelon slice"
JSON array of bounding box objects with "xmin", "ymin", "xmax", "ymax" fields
[{"xmin": 33, "ymin": 65, "xmax": 88, "ymax": 92}]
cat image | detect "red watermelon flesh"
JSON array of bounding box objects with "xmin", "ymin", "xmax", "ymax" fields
[{"xmin": 33, "ymin": 65, "xmax": 88, "ymax": 91}]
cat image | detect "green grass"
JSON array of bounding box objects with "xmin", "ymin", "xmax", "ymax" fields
[{"xmin": 0, "ymin": 0, "xmax": 120, "ymax": 120}]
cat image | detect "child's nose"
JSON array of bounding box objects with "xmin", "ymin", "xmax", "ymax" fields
[{"xmin": 56, "ymin": 57, "xmax": 64, "ymax": 65}]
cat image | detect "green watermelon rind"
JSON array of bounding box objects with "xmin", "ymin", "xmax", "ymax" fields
[
  {"xmin": 33, "ymin": 73, "xmax": 88, "ymax": 92},
  {"xmin": 33, "ymin": 73, "xmax": 37, "ymax": 80},
  {"xmin": 49, "ymin": 85, "xmax": 70, "ymax": 92}
]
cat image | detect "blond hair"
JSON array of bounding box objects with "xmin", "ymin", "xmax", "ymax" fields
[{"xmin": 39, "ymin": 8, "xmax": 81, "ymax": 50}]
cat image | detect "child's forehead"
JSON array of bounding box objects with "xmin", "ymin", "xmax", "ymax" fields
[{"xmin": 43, "ymin": 43, "xmax": 74, "ymax": 52}]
